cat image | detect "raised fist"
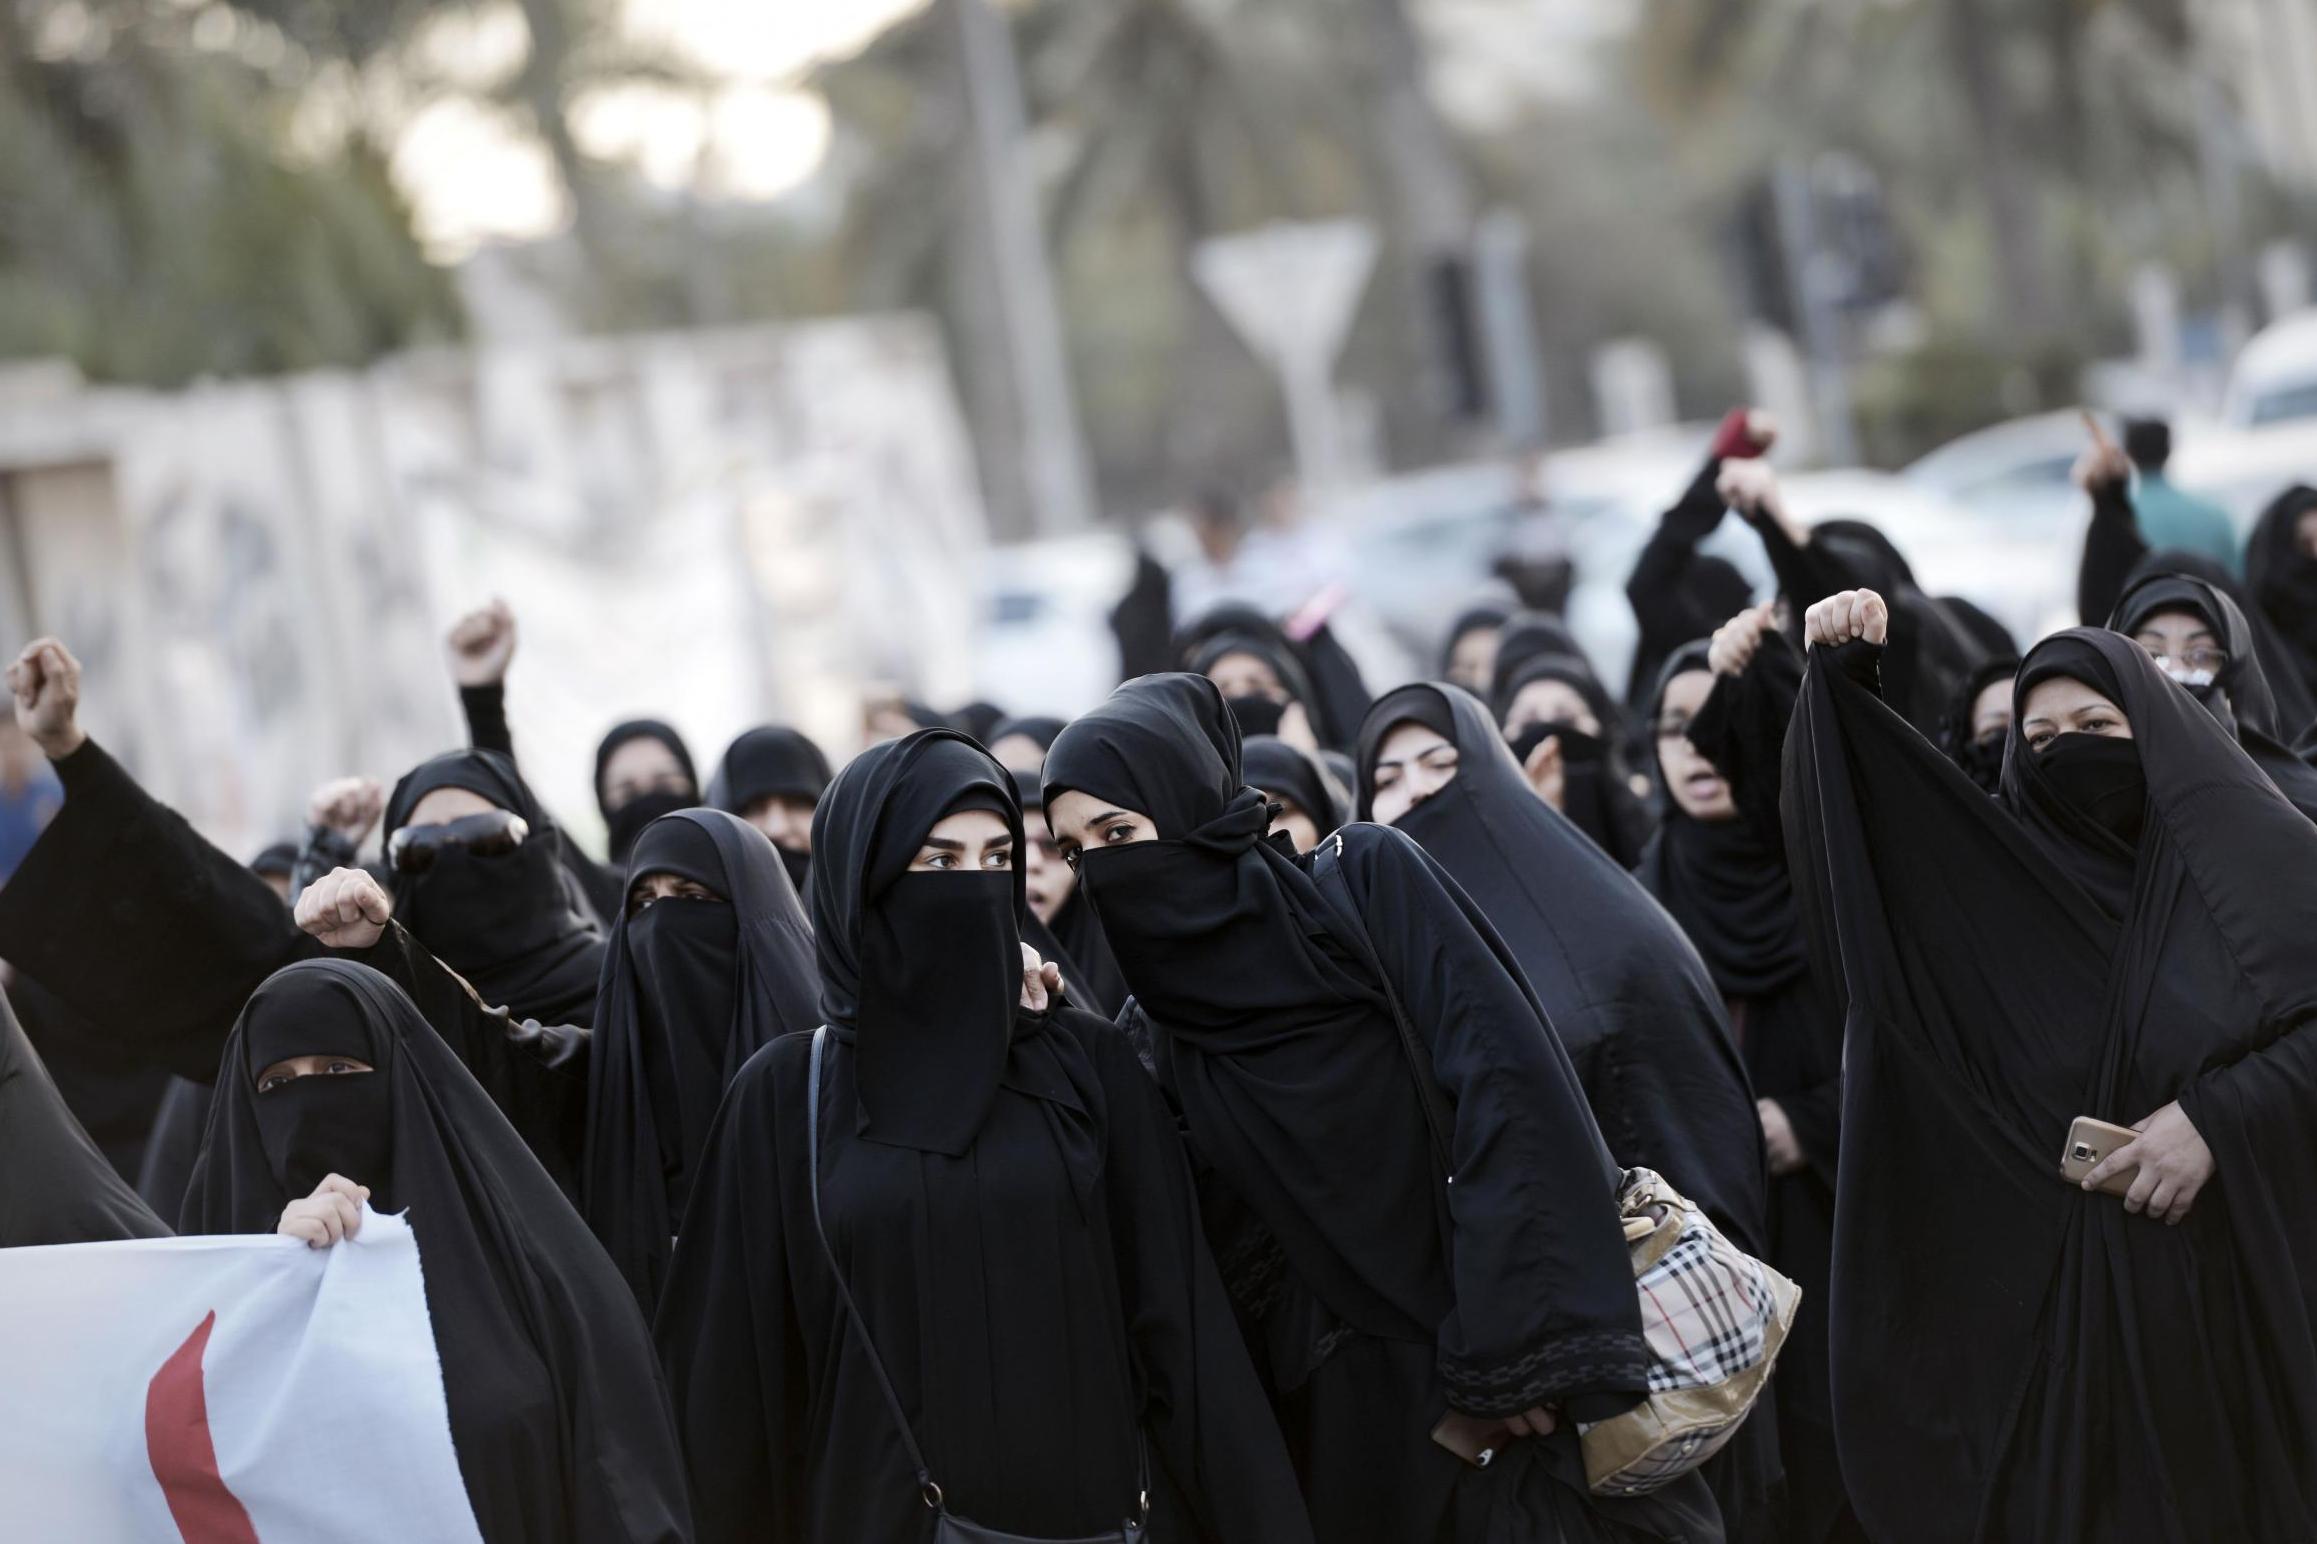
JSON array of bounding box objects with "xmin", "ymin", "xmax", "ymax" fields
[
  {"xmin": 1803, "ymin": 589, "xmax": 1890, "ymax": 650},
  {"xmin": 7, "ymin": 638, "xmax": 84, "ymax": 760},
  {"xmin": 445, "ymin": 598, "xmax": 518, "ymax": 688},
  {"xmin": 1707, "ymin": 603, "xmax": 1779, "ymax": 678},
  {"xmin": 306, "ymin": 776, "xmax": 386, "ymax": 846},
  {"xmin": 296, "ymin": 866, "xmax": 394, "ymax": 951},
  {"xmin": 2071, "ymin": 440, "xmax": 2130, "ymax": 498}
]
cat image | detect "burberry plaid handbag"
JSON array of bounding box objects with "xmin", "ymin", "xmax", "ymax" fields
[{"xmin": 1577, "ymin": 1167, "xmax": 1802, "ymax": 1496}]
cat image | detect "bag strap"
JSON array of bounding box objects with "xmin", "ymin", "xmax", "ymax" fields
[
  {"xmin": 808, "ymin": 1026, "xmax": 945, "ymax": 1511},
  {"xmin": 807, "ymin": 1026, "xmax": 1151, "ymax": 1527},
  {"xmin": 1311, "ymin": 833, "xmax": 1457, "ymax": 1182}
]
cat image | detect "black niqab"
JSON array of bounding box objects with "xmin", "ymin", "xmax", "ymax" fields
[
  {"xmin": 1491, "ymin": 651, "xmax": 1655, "ymax": 866},
  {"xmin": 186, "ymin": 960, "xmax": 690, "ymax": 1544},
  {"xmin": 593, "ymin": 719, "xmax": 700, "ymax": 864},
  {"xmin": 584, "ymin": 808, "xmax": 819, "ymax": 1310},
  {"xmin": 383, "ymin": 749, "xmax": 605, "ymax": 1024},
  {"xmin": 1936, "ymin": 656, "xmax": 2019, "ymax": 796},
  {"xmin": 810, "ymin": 730, "xmax": 1023, "ymax": 1154},
  {"xmin": 1786, "ymin": 625, "xmax": 2317, "ymax": 1542}
]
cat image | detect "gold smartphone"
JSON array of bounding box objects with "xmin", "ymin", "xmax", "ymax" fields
[{"xmin": 2059, "ymin": 1116, "xmax": 2141, "ymax": 1198}]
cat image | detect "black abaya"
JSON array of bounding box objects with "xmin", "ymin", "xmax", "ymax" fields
[
  {"xmin": 584, "ymin": 808, "xmax": 820, "ymax": 1311},
  {"xmin": 1358, "ymin": 682, "xmax": 1781, "ymax": 1542},
  {"xmin": 0, "ymin": 986, "xmax": 168, "ymax": 1245},
  {"xmin": 1047, "ymin": 674, "xmax": 1717, "ymax": 1544},
  {"xmin": 654, "ymin": 729, "xmax": 1312, "ymax": 1544},
  {"xmin": 1784, "ymin": 627, "xmax": 2317, "ymax": 1543},
  {"xmin": 1632, "ymin": 641, "xmax": 1852, "ymax": 1544},
  {"xmin": 184, "ymin": 959, "xmax": 690, "ymax": 1544}
]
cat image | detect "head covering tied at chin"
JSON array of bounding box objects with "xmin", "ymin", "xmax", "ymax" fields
[{"xmin": 808, "ymin": 729, "xmax": 1027, "ymax": 1156}]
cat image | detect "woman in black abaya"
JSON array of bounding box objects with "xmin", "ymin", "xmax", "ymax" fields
[
  {"xmin": 1936, "ymin": 656, "xmax": 2020, "ymax": 795},
  {"xmin": 587, "ymin": 720, "xmax": 702, "ymax": 913},
  {"xmin": 2107, "ymin": 569, "xmax": 2317, "ymax": 820},
  {"xmin": 1786, "ymin": 596, "xmax": 2317, "ymax": 1544},
  {"xmin": 583, "ymin": 808, "xmax": 819, "ymax": 1311},
  {"xmin": 1177, "ymin": 602, "xmax": 1371, "ymax": 751},
  {"xmin": 1631, "ymin": 626, "xmax": 1853, "ymax": 1544},
  {"xmin": 1240, "ymin": 734, "xmax": 1346, "ymax": 853},
  {"xmin": 2246, "ymin": 484, "xmax": 2317, "ymax": 708},
  {"xmin": 1046, "ymin": 674, "xmax": 1718, "ymax": 1544},
  {"xmin": 654, "ymin": 729, "xmax": 1311, "ymax": 1544},
  {"xmin": 382, "ymin": 748, "xmax": 605, "ymax": 1026},
  {"xmin": 1440, "ymin": 600, "xmax": 1512, "ymax": 696},
  {"xmin": 711, "ymin": 724, "xmax": 833, "ymax": 893},
  {"xmin": 184, "ymin": 958, "xmax": 690, "ymax": 1544},
  {"xmin": 1492, "ymin": 652, "xmax": 1656, "ymax": 866},
  {"xmin": 1357, "ymin": 682, "xmax": 1780, "ymax": 1542}
]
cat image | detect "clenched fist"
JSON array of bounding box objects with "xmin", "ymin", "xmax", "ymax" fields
[
  {"xmin": 1707, "ymin": 603, "xmax": 1780, "ymax": 678},
  {"xmin": 297, "ymin": 867, "xmax": 394, "ymax": 950},
  {"xmin": 445, "ymin": 598, "xmax": 518, "ymax": 688},
  {"xmin": 1803, "ymin": 589, "xmax": 1889, "ymax": 650},
  {"xmin": 8, "ymin": 638, "xmax": 84, "ymax": 760},
  {"xmin": 307, "ymin": 776, "xmax": 387, "ymax": 846}
]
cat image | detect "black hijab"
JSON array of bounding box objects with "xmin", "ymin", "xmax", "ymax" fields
[
  {"xmin": 1007, "ymin": 767, "xmax": 1128, "ymax": 1018},
  {"xmin": 383, "ymin": 749, "xmax": 606, "ymax": 1025},
  {"xmin": 1354, "ymin": 682, "xmax": 1765, "ymax": 1253},
  {"xmin": 1240, "ymin": 733, "xmax": 1348, "ymax": 832},
  {"xmin": 1485, "ymin": 609, "xmax": 1592, "ymax": 708},
  {"xmin": 1786, "ymin": 625, "xmax": 2317, "ymax": 1543},
  {"xmin": 1491, "ymin": 651, "xmax": 1655, "ymax": 866},
  {"xmin": 988, "ymin": 714, "xmax": 1067, "ymax": 756},
  {"xmin": 184, "ymin": 960, "xmax": 690, "ymax": 1544},
  {"xmin": 1936, "ymin": 655, "xmax": 2020, "ymax": 796},
  {"xmin": 1437, "ymin": 599, "xmax": 1510, "ymax": 679},
  {"xmin": 2107, "ymin": 569, "xmax": 2317, "ymax": 821},
  {"xmin": 810, "ymin": 730, "xmax": 1025, "ymax": 1155},
  {"xmin": 0, "ymin": 988, "xmax": 169, "ymax": 1245},
  {"xmin": 2246, "ymin": 484, "xmax": 2317, "ymax": 706},
  {"xmin": 1176, "ymin": 602, "xmax": 1370, "ymax": 750},
  {"xmin": 593, "ymin": 719, "xmax": 700, "ymax": 867},
  {"xmin": 1634, "ymin": 644, "xmax": 1810, "ymax": 1001},
  {"xmin": 712, "ymin": 724, "xmax": 832, "ymax": 820},
  {"xmin": 583, "ymin": 808, "xmax": 819, "ymax": 1310}
]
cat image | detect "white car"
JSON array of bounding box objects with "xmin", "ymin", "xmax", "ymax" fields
[{"xmin": 2222, "ymin": 310, "xmax": 2317, "ymax": 430}]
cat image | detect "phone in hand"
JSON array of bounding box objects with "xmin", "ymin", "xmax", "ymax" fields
[{"xmin": 2059, "ymin": 1115, "xmax": 2140, "ymax": 1198}]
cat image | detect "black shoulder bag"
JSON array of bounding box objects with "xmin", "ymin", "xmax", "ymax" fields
[{"xmin": 807, "ymin": 1026, "xmax": 1148, "ymax": 1544}]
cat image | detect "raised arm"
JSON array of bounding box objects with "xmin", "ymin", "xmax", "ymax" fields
[
  {"xmin": 446, "ymin": 598, "xmax": 519, "ymax": 760},
  {"xmin": 295, "ymin": 867, "xmax": 588, "ymax": 1193},
  {"xmin": 1626, "ymin": 410, "xmax": 1775, "ymax": 679},
  {"xmin": 0, "ymin": 639, "xmax": 318, "ymax": 1081},
  {"xmin": 2074, "ymin": 440, "xmax": 2146, "ymax": 625}
]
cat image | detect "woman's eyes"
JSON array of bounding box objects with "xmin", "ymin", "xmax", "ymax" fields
[
  {"xmin": 2027, "ymin": 731, "xmax": 2055, "ymax": 750},
  {"xmin": 982, "ymin": 848, "xmax": 1013, "ymax": 870},
  {"xmin": 258, "ymin": 1074, "xmax": 289, "ymax": 1093},
  {"xmin": 2082, "ymin": 716, "xmax": 2117, "ymax": 734},
  {"xmin": 922, "ymin": 852, "xmax": 957, "ymax": 871},
  {"xmin": 1101, "ymin": 822, "xmax": 1137, "ymax": 844}
]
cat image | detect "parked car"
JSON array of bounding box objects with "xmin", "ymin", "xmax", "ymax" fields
[{"xmin": 2221, "ymin": 309, "xmax": 2317, "ymax": 430}]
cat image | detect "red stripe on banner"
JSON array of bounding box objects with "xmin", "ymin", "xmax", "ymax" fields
[{"xmin": 146, "ymin": 1310, "xmax": 262, "ymax": 1544}]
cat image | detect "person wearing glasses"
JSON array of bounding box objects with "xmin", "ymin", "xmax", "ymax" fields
[{"xmin": 2108, "ymin": 570, "xmax": 2317, "ymax": 822}]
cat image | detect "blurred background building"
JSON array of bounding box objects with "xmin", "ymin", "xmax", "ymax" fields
[{"xmin": 6, "ymin": 0, "xmax": 2317, "ymax": 849}]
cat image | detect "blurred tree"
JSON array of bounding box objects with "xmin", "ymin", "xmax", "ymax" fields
[{"xmin": 0, "ymin": 0, "xmax": 460, "ymax": 384}]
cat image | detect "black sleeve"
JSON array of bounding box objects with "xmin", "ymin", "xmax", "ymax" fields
[
  {"xmin": 1344, "ymin": 828, "xmax": 1648, "ymax": 1423},
  {"xmin": 1625, "ymin": 457, "xmax": 1729, "ymax": 661},
  {"xmin": 1083, "ymin": 1016, "xmax": 1315, "ymax": 1544},
  {"xmin": 0, "ymin": 739, "xmax": 320, "ymax": 1082},
  {"xmin": 341, "ymin": 923, "xmax": 590, "ymax": 1196},
  {"xmin": 2077, "ymin": 482, "xmax": 2149, "ymax": 625},
  {"xmin": 1686, "ymin": 631, "xmax": 1806, "ymax": 852},
  {"xmin": 1757, "ymin": 513, "xmax": 1858, "ymax": 614},
  {"xmin": 461, "ymin": 682, "xmax": 516, "ymax": 759}
]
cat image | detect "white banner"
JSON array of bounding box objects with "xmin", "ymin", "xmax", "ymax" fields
[{"xmin": 0, "ymin": 1207, "xmax": 483, "ymax": 1544}]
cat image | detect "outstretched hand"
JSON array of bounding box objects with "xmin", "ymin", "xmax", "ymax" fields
[
  {"xmin": 297, "ymin": 867, "xmax": 394, "ymax": 950},
  {"xmin": 445, "ymin": 598, "xmax": 518, "ymax": 688},
  {"xmin": 7, "ymin": 638, "xmax": 85, "ymax": 761},
  {"xmin": 1803, "ymin": 589, "xmax": 1889, "ymax": 650}
]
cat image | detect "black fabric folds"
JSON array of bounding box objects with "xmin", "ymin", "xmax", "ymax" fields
[
  {"xmin": 383, "ymin": 749, "xmax": 605, "ymax": 1025},
  {"xmin": 0, "ymin": 987, "xmax": 168, "ymax": 1244},
  {"xmin": 184, "ymin": 959, "xmax": 690, "ymax": 1544},
  {"xmin": 1176, "ymin": 603, "xmax": 1370, "ymax": 751},
  {"xmin": 584, "ymin": 807, "xmax": 819, "ymax": 1310},
  {"xmin": 1048, "ymin": 674, "xmax": 1675, "ymax": 1543},
  {"xmin": 712, "ymin": 724, "xmax": 834, "ymax": 813},
  {"xmin": 1785, "ymin": 625, "xmax": 2317, "ymax": 1543},
  {"xmin": 1936, "ymin": 656, "xmax": 2019, "ymax": 796}
]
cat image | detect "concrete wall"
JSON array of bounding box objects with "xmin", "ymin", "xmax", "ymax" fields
[{"xmin": 0, "ymin": 314, "xmax": 987, "ymax": 861}]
